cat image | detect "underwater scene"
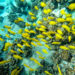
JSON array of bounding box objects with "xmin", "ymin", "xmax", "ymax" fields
[{"xmin": 0, "ymin": 0, "xmax": 75, "ymax": 75}]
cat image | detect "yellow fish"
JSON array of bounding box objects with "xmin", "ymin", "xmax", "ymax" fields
[
  {"xmin": 42, "ymin": 49, "xmax": 48, "ymax": 54},
  {"xmin": 68, "ymin": 45, "xmax": 75, "ymax": 49},
  {"xmin": 42, "ymin": 32, "xmax": 48, "ymax": 36},
  {"xmin": 48, "ymin": 31, "xmax": 56, "ymax": 34},
  {"xmin": 34, "ymin": 6, "xmax": 39, "ymax": 10},
  {"xmin": 29, "ymin": 12, "xmax": 34, "ymax": 16},
  {"xmin": 30, "ymin": 57, "xmax": 43, "ymax": 67},
  {"xmin": 49, "ymin": 21, "xmax": 57, "ymax": 25},
  {"xmin": 18, "ymin": 29, "xmax": 23, "ymax": 34},
  {"xmin": 43, "ymin": 9, "xmax": 52, "ymax": 14},
  {"xmin": 72, "ymin": 25, "xmax": 75, "ymax": 31},
  {"xmin": 18, "ymin": 49, "xmax": 24, "ymax": 53},
  {"xmin": 33, "ymin": 23, "xmax": 36, "ymax": 26},
  {"xmin": 24, "ymin": 64, "xmax": 31, "ymax": 68},
  {"xmin": 57, "ymin": 29, "xmax": 63, "ymax": 35},
  {"xmin": 62, "ymin": 24, "xmax": 70, "ymax": 32},
  {"xmin": 31, "ymin": 16, "xmax": 36, "ymax": 20},
  {"xmin": 24, "ymin": 29, "xmax": 30, "ymax": 33},
  {"xmin": 55, "ymin": 33, "xmax": 63, "ymax": 40},
  {"xmin": 36, "ymin": 34, "xmax": 45, "ymax": 38},
  {"xmin": 8, "ymin": 29, "xmax": 16, "ymax": 35},
  {"xmin": 17, "ymin": 17, "xmax": 24, "ymax": 22},
  {"xmin": 31, "ymin": 38, "xmax": 39, "ymax": 42},
  {"xmin": 11, "ymin": 67, "xmax": 19, "ymax": 75},
  {"xmin": 44, "ymin": 70, "xmax": 53, "ymax": 75},
  {"xmin": 37, "ymin": 21, "xmax": 42, "ymax": 25},
  {"xmin": 48, "ymin": 16, "xmax": 54, "ymax": 20},
  {"xmin": 36, "ymin": 51, "xmax": 43, "ymax": 56},
  {"xmin": 25, "ymin": 22, "xmax": 31, "ymax": 26},
  {"xmin": 24, "ymin": 64, "xmax": 36, "ymax": 71},
  {"xmin": 17, "ymin": 43, "xmax": 23, "ymax": 48},
  {"xmin": 15, "ymin": 67, "xmax": 23, "ymax": 75},
  {"xmin": 20, "ymin": 0, "xmax": 24, "ymax": 2},
  {"xmin": 0, "ymin": 59, "xmax": 11, "ymax": 65},
  {"xmin": 44, "ymin": 44, "xmax": 51, "ymax": 49},
  {"xmin": 60, "ymin": 46, "xmax": 69, "ymax": 50},
  {"xmin": 5, "ymin": 34, "xmax": 10, "ymax": 38},
  {"xmin": 39, "ymin": 28, "xmax": 46, "ymax": 32},
  {"xmin": 38, "ymin": 56, "xmax": 45, "ymax": 59},
  {"xmin": 14, "ymin": 20, "xmax": 19, "ymax": 23},
  {"xmin": 36, "ymin": 42, "xmax": 43, "ymax": 46},
  {"xmin": 21, "ymin": 40, "xmax": 27, "ymax": 43},
  {"xmin": 60, "ymin": 9, "xmax": 66, "ymax": 15},
  {"xmin": 0, "ymin": 38, "xmax": 4, "ymax": 41},
  {"xmin": 31, "ymin": 42, "xmax": 37, "ymax": 46},
  {"xmin": 41, "ymin": 39, "xmax": 48, "ymax": 43},
  {"xmin": 0, "ymin": 29, "xmax": 4, "ymax": 31},
  {"xmin": 4, "ymin": 25, "xmax": 11, "ymax": 29},
  {"xmin": 43, "ymin": 17, "xmax": 47, "ymax": 21},
  {"xmin": 48, "ymin": 35, "xmax": 53, "ymax": 39},
  {"xmin": 22, "ymin": 33, "xmax": 30, "ymax": 38},
  {"xmin": 57, "ymin": 64, "xmax": 63, "ymax": 75},
  {"xmin": 52, "ymin": 42, "xmax": 61, "ymax": 45},
  {"xmin": 24, "ymin": 42, "xmax": 31, "ymax": 48},
  {"xmin": 29, "ymin": 30, "xmax": 36, "ymax": 34},
  {"xmin": 40, "ymin": 2, "xmax": 46, "ymax": 7},
  {"xmin": 10, "ymin": 49, "xmax": 17, "ymax": 54},
  {"xmin": 13, "ymin": 54, "xmax": 23, "ymax": 60},
  {"xmin": 68, "ymin": 36, "xmax": 71, "ymax": 42},
  {"xmin": 40, "ymin": 25, "xmax": 46, "ymax": 29},
  {"xmin": 4, "ymin": 42, "xmax": 12, "ymax": 51}
]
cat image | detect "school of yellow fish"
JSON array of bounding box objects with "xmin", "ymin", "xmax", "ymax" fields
[{"xmin": 0, "ymin": 1, "xmax": 75, "ymax": 75}]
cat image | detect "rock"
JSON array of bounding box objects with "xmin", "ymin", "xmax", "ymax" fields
[
  {"xmin": 31, "ymin": 0, "xmax": 35, "ymax": 2},
  {"xmin": 0, "ymin": 41, "xmax": 4, "ymax": 53},
  {"xmin": 15, "ymin": 0, "xmax": 27, "ymax": 7},
  {"xmin": 0, "ymin": 16, "xmax": 3, "ymax": 22},
  {"xmin": 0, "ymin": 5, "xmax": 4, "ymax": 14},
  {"xmin": 8, "ymin": 13, "xmax": 17, "ymax": 22},
  {"xmin": 17, "ymin": 21, "xmax": 26, "ymax": 28}
]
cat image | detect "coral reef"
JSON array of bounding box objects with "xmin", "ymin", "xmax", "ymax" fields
[{"xmin": 0, "ymin": 0, "xmax": 75, "ymax": 75}]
